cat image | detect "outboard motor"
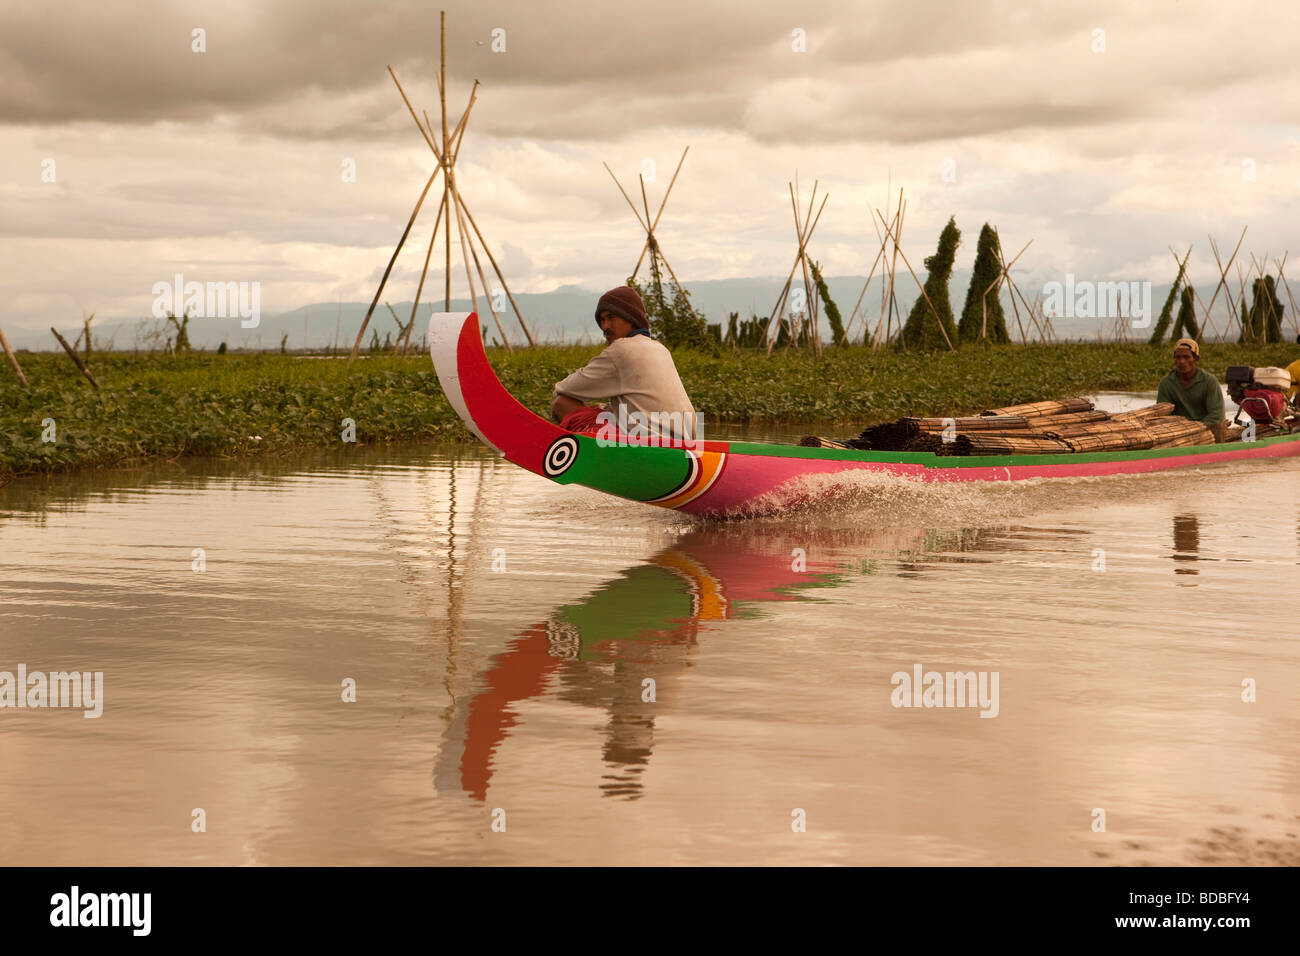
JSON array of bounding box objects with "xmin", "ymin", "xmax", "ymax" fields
[
  {"xmin": 1228, "ymin": 365, "xmax": 1295, "ymax": 427},
  {"xmin": 1225, "ymin": 366, "xmax": 1254, "ymax": 405}
]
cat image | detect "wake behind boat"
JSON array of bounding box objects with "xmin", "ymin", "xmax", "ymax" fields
[{"xmin": 429, "ymin": 311, "xmax": 1300, "ymax": 518}]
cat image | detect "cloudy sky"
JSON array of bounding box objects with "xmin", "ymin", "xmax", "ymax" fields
[{"xmin": 3, "ymin": 0, "xmax": 1298, "ymax": 337}]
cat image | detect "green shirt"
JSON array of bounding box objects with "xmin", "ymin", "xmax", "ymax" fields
[{"xmin": 1156, "ymin": 368, "xmax": 1225, "ymax": 427}]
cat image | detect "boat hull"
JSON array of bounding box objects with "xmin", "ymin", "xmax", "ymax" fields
[{"xmin": 429, "ymin": 312, "xmax": 1300, "ymax": 516}]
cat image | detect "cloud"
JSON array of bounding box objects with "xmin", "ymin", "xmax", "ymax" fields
[{"xmin": 1, "ymin": 0, "xmax": 1298, "ymax": 335}]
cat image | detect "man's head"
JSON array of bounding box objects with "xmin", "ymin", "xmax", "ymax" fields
[
  {"xmin": 595, "ymin": 287, "xmax": 648, "ymax": 343},
  {"xmin": 1173, "ymin": 337, "xmax": 1200, "ymax": 376}
]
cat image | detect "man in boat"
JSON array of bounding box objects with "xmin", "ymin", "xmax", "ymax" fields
[
  {"xmin": 550, "ymin": 286, "xmax": 698, "ymax": 444},
  {"xmin": 1288, "ymin": 334, "xmax": 1300, "ymax": 403},
  {"xmin": 1156, "ymin": 337, "xmax": 1226, "ymax": 441}
]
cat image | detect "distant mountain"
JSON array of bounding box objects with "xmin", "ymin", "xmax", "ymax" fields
[{"xmin": 5, "ymin": 273, "xmax": 1193, "ymax": 351}]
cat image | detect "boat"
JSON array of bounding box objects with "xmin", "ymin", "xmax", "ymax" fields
[{"xmin": 429, "ymin": 311, "xmax": 1300, "ymax": 517}]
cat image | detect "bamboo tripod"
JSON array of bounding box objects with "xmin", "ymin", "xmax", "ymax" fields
[
  {"xmin": 1156, "ymin": 228, "xmax": 1297, "ymax": 342},
  {"xmin": 349, "ymin": 11, "xmax": 535, "ymax": 363},
  {"xmin": 869, "ymin": 191, "xmax": 957, "ymax": 351},
  {"xmin": 764, "ymin": 176, "xmax": 828, "ymax": 356},
  {"xmin": 986, "ymin": 231, "xmax": 1050, "ymax": 344},
  {"xmin": 846, "ymin": 185, "xmax": 904, "ymax": 349},
  {"xmin": 602, "ymin": 146, "xmax": 700, "ymax": 322}
]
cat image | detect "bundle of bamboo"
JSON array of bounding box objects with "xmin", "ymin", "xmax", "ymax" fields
[
  {"xmin": 1044, "ymin": 419, "xmax": 1153, "ymax": 441},
  {"xmin": 798, "ymin": 436, "xmax": 849, "ymax": 449},
  {"xmin": 981, "ymin": 397, "xmax": 1094, "ymax": 418},
  {"xmin": 836, "ymin": 401, "xmax": 1218, "ymax": 457},
  {"xmin": 1052, "ymin": 416, "xmax": 1212, "ymax": 452},
  {"xmin": 1061, "ymin": 428, "xmax": 1156, "ymax": 453},
  {"xmin": 1112, "ymin": 402, "xmax": 1175, "ymax": 421},
  {"xmin": 1023, "ymin": 409, "xmax": 1111, "ymax": 431},
  {"xmin": 852, "ymin": 415, "xmax": 1029, "ymax": 450},
  {"xmin": 944, "ymin": 434, "xmax": 1072, "ymax": 456},
  {"xmin": 1222, "ymin": 422, "xmax": 1280, "ymax": 442},
  {"xmin": 1041, "ymin": 419, "xmax": 1136, "ymax": 440},
  {"xmin": 1142, "ymin": 418, "xmax": 1215, "ymax": 446},
  {"xmin": 909, "ymin": 414, "xmax": 1032, "ymax": 431}
]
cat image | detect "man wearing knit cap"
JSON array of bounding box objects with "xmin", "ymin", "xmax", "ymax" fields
[
  {"xmin": 550, "ymin": 286, "xmax": 698, "ymax": 441},
  {"xmin": 1157, "ymin": 337, "xmax": 1226, "ymax": 441}
]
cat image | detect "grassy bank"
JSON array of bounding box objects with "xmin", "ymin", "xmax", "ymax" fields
[{"xmin": 1, "ymin": 342, "xmax": 1293, "ymax": 479}]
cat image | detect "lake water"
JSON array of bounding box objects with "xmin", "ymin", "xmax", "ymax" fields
[{"xmin": 2, "ymin": 394, "xmax": 1299, "ymax": 865}]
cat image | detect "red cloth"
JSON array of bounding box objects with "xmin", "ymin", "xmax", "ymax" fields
[{"xmin": 559, "ymin": 405, "xmax": 605, "ymax": 435}]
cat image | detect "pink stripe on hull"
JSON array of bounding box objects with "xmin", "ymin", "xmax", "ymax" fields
[{"xmin": 679, "ymin": 439, "xmax": 1300, "ymax": 515}]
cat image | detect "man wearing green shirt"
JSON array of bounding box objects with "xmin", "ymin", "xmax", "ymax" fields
[{"xmin": 1156, "ymin": 337, "xmax": 1226, "ymax": 441}]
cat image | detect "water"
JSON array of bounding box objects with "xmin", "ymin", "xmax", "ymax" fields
[{"xmin": 2, "ymin": 398, "xmax": 1299, "ymax": 865}]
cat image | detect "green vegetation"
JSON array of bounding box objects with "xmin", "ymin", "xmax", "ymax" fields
[
  {"xmin": 899, "ymin": 216, "xmax": 960, "ymax": 350},
  {"xmin": 957, "ymin": 224, "xmax": 1010, "ymax": 344},
  {"xmin": 630, "ymin": 270, "xmax": 716, "ymax": 353},
  {"xmin": 1171, "ymin": 286, "xmax": 1199, "ymax": 340},
  {"xmin": 1148, "ymin": 254, "xmax": 1189, "ymax": 344},
  {"xmin": 1243, "ymin": 275, "xmax": 1285, "ymax": 343},
  {"xmin": 3, "ymin": 340, "xmax": 1294, "ymax": 480},
  {"xmin": 810, "ymin": 261, "xmax": 847, "ymax": 346}
]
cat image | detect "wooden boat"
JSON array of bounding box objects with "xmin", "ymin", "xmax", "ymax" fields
[{"xmin": 429, "ymin": 311, "xmax": 1300, "ymax": 517}]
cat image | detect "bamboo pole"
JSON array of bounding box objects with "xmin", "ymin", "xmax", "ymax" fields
[
  {"xmin": 635, "ymin": 172, "xmax": 697, "ymax": 322},
  {"xmin": 882, "ymin": 194, "xmax": 907, "ymax": 349},
  {"xmin": 450, "ymin": 175, "xmax": 480, "ymax": 323},
  {"xmin": 787, "ymin": 182, "xmax": 806, "ymax": 348},
  {"xmin": 378, "ymin": 19, "xmax": 533, "ymax": 352},
  {"xmin": 796, "ymin": 184, "xmax": 826, "ymax": 354},
  {"xmin": 846, "ymin": 229, "xmax": 888, "ymax": 342},
  {"xmin": 51, "ymin": 327, "xmax": 99, "ymax": 389},
  {"xmin": 849, "ymin": 195, "xmax": 896, "ymax": 342},
  {"xmin": 1235, "ymin": 259, "xmax": 1251, "ymax": 339},
  {"xmin": 449, "ymin": 82, "xmax": 479, "ymax": 163},
  {"xmin": 870, "ymin": 203, "xmax": 902, "ymax": 350},
  {"xmin": 0, "ymin": 327, "xmax": 29, "ymax": 388},
  {"xmin": 455, "ymin": 192, "xmax": 536, "ymax": 346},
  {"xmin": 874, "ymin": 207, "xmax": 955, "ymax": 351},
  {"xmin": 603, "ymin": 162, "xmax": 650, "ymax": 232},
  {"xmin": 1204, "ymin": 228, "xmax": 1247, "ymax": 338},
  {"xmin": 631, "ymin": 147, "xmax": 689, "ymax": 277},
  {"xmin": 605, "ymin": 161, "xmax": 655, "ymax": 279},
  {"xmin": 1273, "ymin": 253, "xmax": 1300, "ymax": 336},
  {"xmin": 349, "ymin": 166, "xmax": 442, "ymax": 363},
  {"xmin": 440, "ymin": 11, "xmax": 451, "ymax": 312},
  {"xmin": 638, "ymin": 174, "xmax": 659, "ymax": 293},
  {"xmin": 985, "ymin": 248, "xmax": 1026, "ymax": 343},
  {"xmin": 765, "ymin": 184, "xmax": 829, "ymax": 355},
  {"xmin": 793, "ymin": 179, "xmax": 817, "ymax": 351},
  {"xmin": 993, "ymin": 232, "xmax": 1045, "ymax": 343},
  {"xmin": 387, "ymin": 66, "xmax": 442, "ymax": 160},
  {"xmin": 784, "ymin": 181, "xmax": 818, "ymax": 351},
  {"xmin": 452, "ymin": 182, "xmax": 512, "ymax": 351},
  {"xmin": 401, "ymin": 190, "xmax": 447, "ymax": 354},
  {"xmin": 764, "ymin": 273, "xmax": 797, "ymax": 355}
]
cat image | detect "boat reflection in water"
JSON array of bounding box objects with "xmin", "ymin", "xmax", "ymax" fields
[{"xmin": 434, "ymin": 523, "xmax": 1008, "ymax": 802}]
